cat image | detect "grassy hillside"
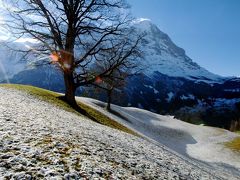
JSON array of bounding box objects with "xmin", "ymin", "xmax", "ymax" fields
[
  {"xmin": 0, "ymin": 84, "xmax": 138, "ymax": 136},
  {"xmin": 225, "ymin": 137, "xmax": 240, "ymax": 152},
  {"xmin": 0, "ymin": 84, "xmax": 79, "ymax": 114}
]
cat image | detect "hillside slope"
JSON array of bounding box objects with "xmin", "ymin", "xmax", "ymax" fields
[
  {"xmin": 77, "ymin": 97, "xmax": 240, "ymax": 179},
  {"xmin": 0, "ymin": 86, "xmax": 226, "ymax": 179}
]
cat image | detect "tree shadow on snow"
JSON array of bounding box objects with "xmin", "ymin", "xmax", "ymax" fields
[{"xmin": 110, "ymin": 107, "xmax": 198, "ymax": 156}]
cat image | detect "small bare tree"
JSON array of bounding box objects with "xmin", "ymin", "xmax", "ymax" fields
[
  {"xmin": 2, "ymin": 0, "xmax": 142, "ymax": 110},
  {"xmin": 93, "ymin": 69, "xmax": 128, "ymax": 111},
  {"xmin": 90, "ymin": 36, "xmax": 142, "ymax": 110}
]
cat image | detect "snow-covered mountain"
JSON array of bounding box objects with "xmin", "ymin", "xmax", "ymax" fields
[{"xmin": 133, "ymin": 19, "xmax": 224, "ymax": 83}]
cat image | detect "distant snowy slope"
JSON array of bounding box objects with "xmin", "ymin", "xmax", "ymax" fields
[{"xmin": 133, "ymin": 19, "xmax": 223, "ymax": 82}]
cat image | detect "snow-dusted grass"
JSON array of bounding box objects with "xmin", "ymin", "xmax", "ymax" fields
[
  {"xmin": 0, "ymin": 84, "xmax": 79, "ymax": 115},
  {"xmin": 77, "ymin": 101, "xmax": 139, "ymax": 136},
  {"xmin": 0, "ymin": 84, "xmax": 137, "ymax": 136}
]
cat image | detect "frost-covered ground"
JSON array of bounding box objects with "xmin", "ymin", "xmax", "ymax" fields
[
  {"xmin": 78, "ymin": 97, "xmax": 240, "ymax": 179},
  {"xmin": 0, "ymin": 87, "xmax": 239, "ymax": 179}
]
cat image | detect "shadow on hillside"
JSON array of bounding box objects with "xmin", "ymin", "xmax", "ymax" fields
[
  {"xmin": 57, "ymin": 96, "xmax": 102, "ymax": 124},
  {"xmin": 93, "ymin": 101, "xmax": 197, "ymax": 156},
  {"xmin": 123, "ymin": 109, "xmax": 197, "ymax": 155},
  {"xmin": 93, "ymin": 102, "xmax": 131, "ymax": 123}
]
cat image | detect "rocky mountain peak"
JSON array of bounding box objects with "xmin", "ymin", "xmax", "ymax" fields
[{"xmin": 133, "ymin": 18, "xmax": 222, "ymax": 83}]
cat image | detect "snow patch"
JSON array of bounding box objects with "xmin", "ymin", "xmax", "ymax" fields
[
  {"xmin": 133, "ymin": 18, "xmax": 151, "ymax": 24},
  {"xmin": 144, "ymin": 85, "xmax": 159, "ymax": 94},
  {"xmin": 180, "ymin": 94, "xmax": 195, "ymax": 100},
  {"xmin": 166, "ymin": 92, "xmax": 174, "ymax": 102}
]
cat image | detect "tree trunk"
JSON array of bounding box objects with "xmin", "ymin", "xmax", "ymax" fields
[
  {"xmin": 64, "ymin": 72, "xmax": 76, "ymax": 106},
  {"xmin": 106, "ymin": 89, "xmax": 113, "ymax": 111}
]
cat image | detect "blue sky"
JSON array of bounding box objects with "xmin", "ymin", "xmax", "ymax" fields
[{"xmin": 129, "ymin": 0, "xmax": 240, "ymax": 77}]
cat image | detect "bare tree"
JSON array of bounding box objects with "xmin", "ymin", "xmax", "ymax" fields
[
  {"xmin": 92, "ymin": 69, "xmax": 127, "ymax": 111},
  {"xmin": 2, "ymin": 0, "xmax": 142, "ymax": 109},
  {"xmin": 90, "ymin": 32, "xmax": 142, "ymax": 110}
]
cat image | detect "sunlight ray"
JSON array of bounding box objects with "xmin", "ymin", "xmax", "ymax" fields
[{"xmin": 0, "ymin": 59, "xmax": 10, "ymax": 83}]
